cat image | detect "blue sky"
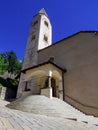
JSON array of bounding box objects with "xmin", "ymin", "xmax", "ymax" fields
[{"xmin": 0, "ymin": 0, "xmax": 98, "ymax": 60}]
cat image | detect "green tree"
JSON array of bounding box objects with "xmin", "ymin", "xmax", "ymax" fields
[
  {"xmin": 0, "ymin": 51, "xmax": 22, "ymax": 76},
  {"xmin": 14, "ymin": 60, "xmax": 22, "ymax": 75},
  {"xmin": 7, "ymin": 51, "xmax": 17, "ymax": 74},
  {"xmin": 0, "ymin": 53, "xmax": 8, "ymax": 74}
]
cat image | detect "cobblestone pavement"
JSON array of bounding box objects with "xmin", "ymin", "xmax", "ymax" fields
[{"xmin": 0, "ymin": 99, "xmax": 98, "ymax": 130}]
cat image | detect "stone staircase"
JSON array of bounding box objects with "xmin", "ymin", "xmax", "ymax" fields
[
  {"xmin": 7, "ymin": 95, "xmax": 98, "ymax": 125},
  {"xmin": 52, "ymin": 98, "xmax": 98, "ymax": 125}
]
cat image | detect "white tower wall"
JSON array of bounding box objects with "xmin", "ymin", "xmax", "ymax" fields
[
  {"xmin": 23, "ymin": 9, "xmax": 52, "ymax": 69},
  {"xmin": 17, "ymin": 9, "xmax": 52, "ymax": 98},
  {"xmin": 38, "ymin": 15, "xmax": 52, "ymax": 50}
]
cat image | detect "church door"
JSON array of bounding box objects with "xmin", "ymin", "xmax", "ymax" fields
[{"xmin": 51, "ymin": 78, "xmax": 56, "ymax": 97}]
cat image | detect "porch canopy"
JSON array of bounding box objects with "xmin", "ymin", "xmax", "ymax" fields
[{"xmin": 22, "ymin": 61, "xmax": 66, "ymax": 99}]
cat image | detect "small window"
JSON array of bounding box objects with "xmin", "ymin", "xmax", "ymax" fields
[
  {"xmin": 49, "ymin": 57, "xmax": 54, "ymax": 62},
  {"xmin": 44, "ymin": 35, "xmax": 48, "ymax": 42},
  {"xmin": 31, "ymin": 35, "xmax": 35, "ymax": 41},
  {"xmin": 44, "ymin": 21, "xmax": 48, "ymax": 27},
  {"xmin": 33, "ymin": 21, "xmax": 38, "ymax": 26}
]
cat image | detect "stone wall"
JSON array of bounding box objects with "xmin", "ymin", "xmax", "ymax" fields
[{"xmin": 38, "ymin": 32, "xmax": 98, "ymax": 115}]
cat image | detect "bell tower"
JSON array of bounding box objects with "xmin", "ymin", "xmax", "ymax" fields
[
  {"xmin": 17, "ymin": 9, "xmax": 52, "ymax": 98},
  {"xmin": 23, "ymin": 8, "xmax": 52, "ymax": 69}
]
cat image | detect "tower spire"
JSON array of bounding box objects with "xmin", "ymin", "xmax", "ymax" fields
[{"xmin": 38, "ymin": 8, "xmax": 48, "ymax": 17}]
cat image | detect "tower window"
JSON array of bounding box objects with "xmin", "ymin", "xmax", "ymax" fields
[
  {"xmin": 31, "ymin": 35, "xmax": 35, "ymax": 41},
  {"xmin": 49, "ymin": 57, "xmax": 54, "ymax": 62},
  {"xmin": 44, "ymin": 21, "xmax": 48, "ymax": 27},
  {"xmin": 33, "ymin": 21, "xmax": 38, "ymax": 26},
  {"xmin": 44, "ymin": 35, "xmax": 48, "ymax": 42}
]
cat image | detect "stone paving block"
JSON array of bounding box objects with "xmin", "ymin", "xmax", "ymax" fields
[
  {"xmin": 7, "ymin": 129, "xmax": 23, "ymax": 130},
  {"xmin": 0, "ymin": 126, "xmax": 6, "ymax": 129},
  {"xmin": 0, "ymin": 119, "xmax": 3, "ymax": 126},
  {"xmin": 8, "ymin": 118, "xmax": 23, "ymax": 129},
  {"xmin": 21, "ymin": 124, "xmax": 33, "ymax": 130},
  {"xmin": 0, "ymin": 117, "xmax": 13, "ymax": 129}
]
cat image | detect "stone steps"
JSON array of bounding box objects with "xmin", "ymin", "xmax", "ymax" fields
[{"xmin": 7, "ymin": 95, "xmax": 98, "ymax": 125}]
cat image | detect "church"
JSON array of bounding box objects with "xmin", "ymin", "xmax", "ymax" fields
[{"xmin": 17, "ymin": 9, "xmax": 98, "ymax": 116}]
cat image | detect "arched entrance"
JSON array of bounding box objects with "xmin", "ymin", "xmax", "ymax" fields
[{"xmin": 23, "ymin": 62, "xmax": 65, "ymax": 100}]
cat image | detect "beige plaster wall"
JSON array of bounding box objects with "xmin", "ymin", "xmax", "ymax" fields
[{"xmin": 38, "ymin": 32, "xmax": 98, "ymax": 115}]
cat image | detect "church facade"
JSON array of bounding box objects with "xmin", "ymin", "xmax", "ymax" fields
[{"xmin": 17, "ymin": 9, "xmax": 98, "ymax": 116}]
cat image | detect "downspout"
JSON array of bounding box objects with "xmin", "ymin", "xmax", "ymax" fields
[{"xmin": 62, "ymin": 71, "xmax": 65, "ymax": 101}]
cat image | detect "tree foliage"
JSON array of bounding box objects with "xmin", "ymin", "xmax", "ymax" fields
[
  {"xmin": 0, "ymin": 51, "xmax": 22, "ymax": 75},
  {"xmin": 0, "ymin": 53, "xmax": 9, "ymax": 74}
]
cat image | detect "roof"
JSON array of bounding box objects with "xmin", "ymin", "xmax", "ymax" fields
[
  {"xmin": 38, "ymin": 30, "xmax": 98, "ymax": 52},
  {"xmin": 54, "ymin": 31, "xmax": 98, "ymax": 45},
  {"xmin": 22, "ymin": 61, "xmax": 67, "ymax": 73}
]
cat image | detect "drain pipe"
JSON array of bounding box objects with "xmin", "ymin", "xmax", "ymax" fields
[{"xmin": 62, "ymin": 71, "xmax": 65, "ymax": 101}]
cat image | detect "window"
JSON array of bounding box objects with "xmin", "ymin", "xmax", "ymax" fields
[
  {"xmin": 49, "ymin": 57, "xmax": 54, "ymax": 62},
  {"xmin": 44, "ymin": 35, "xmax": 48, "ymax": 42},
  {"xmin": 31, "ymin": 35, "xmax": 35, "ymax": 41},
  {"xmin": 44, "ymin": 21, "xmax": 48, "ymax": 27},
  {"xmin": 33, "ymin": 21, "xmax": 38, "ymax": 26}
]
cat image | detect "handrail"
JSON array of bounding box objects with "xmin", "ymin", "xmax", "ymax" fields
[{"xmin": 65, "ymin": 94, "xmax": 98, "ymax": 110}]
